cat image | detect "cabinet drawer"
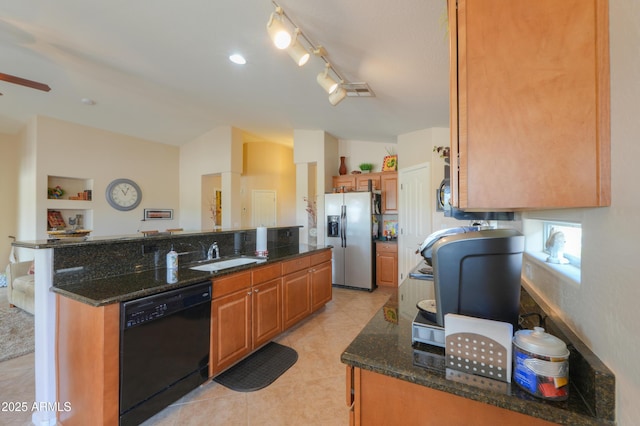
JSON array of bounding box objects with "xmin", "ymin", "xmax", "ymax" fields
[
  {"xmin": 310, "ymin": 250, "xmax": 332, "ymax": 266},
  {"xmin": 212, "ymin": 271, "xmax": 251, "ymax": 299},
  {"xmin": 282, "ymin": 255, "xmax": 311, "ymax": 275},
  {"xmin": 252, "ymin": 262, "xmax": 282, "ymax": 284},
  {"xmin": 376, "ymin": 242, "xmax": 397, "ymax": 253}
]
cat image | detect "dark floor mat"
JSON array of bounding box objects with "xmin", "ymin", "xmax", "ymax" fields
[{"xmin": 213, "ymin": 342, "xmax": 298, "ymax": 392}]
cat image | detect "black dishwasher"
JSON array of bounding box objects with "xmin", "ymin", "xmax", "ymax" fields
[{"xmin": 119, "ymin": 281, "xmax": 211, "ymax": 426}]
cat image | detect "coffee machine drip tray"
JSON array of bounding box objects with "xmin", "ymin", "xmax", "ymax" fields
[{"xmin": 412, "ymin": 311, "xmax": 445, "ymax": 348}]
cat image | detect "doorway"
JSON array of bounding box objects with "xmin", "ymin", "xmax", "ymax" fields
[
  {"xmin": 202, "ymin": 174, "xmax": 222, "ymax": 230},
  {"xmin": 398, "ymin": 163, "xmax": 431, "ymax": 282}
]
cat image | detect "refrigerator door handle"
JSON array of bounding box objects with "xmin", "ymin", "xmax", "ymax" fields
[{"xmin": 341, "ymin": 205, "xmax": 347, "ymax": 248}]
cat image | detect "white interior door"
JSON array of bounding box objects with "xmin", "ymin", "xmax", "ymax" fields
[
  {"xmin": 252, "ymin": 190, "xmax": 277, "ymax": 227},
  {"xmin": 399, "ymin": 163, "xmax": 431, "ymax": 282}
]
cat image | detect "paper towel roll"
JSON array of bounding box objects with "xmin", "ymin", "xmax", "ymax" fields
[{"xmin": 256, "ymin": 227, "xmax": 267, "ymax": 255}]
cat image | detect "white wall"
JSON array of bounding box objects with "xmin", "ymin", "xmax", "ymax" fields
[
  {"xmin": 0, "ymin": 132, "xmax": 20, "ymax": 267},
  {"xmin": 179, "ymin": 126, "xmax": 243, "ymax": 230},
  {"xmin": 522, "ymin": 2, "xmax": 640, "ymax": 423},
  {"xmin": 29, "ymin": 116, "xmax": 180, "ymax": 238},
  {"xmin": 337, "ymin": 139, "xmax": 396, "ymax": 174},
  {"xmin": 293, "ymin": 130, "xmax": 338, "ymax": 245}
]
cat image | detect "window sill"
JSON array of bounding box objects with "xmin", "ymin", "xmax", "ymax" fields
[{"xmin": 524, "ymin": 251, "xmax": 581, "ymax": 285}]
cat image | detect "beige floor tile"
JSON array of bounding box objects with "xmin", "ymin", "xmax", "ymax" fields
[{"xmin": 0, "ymin": 286, "xmax": 389, "ymax": 425}]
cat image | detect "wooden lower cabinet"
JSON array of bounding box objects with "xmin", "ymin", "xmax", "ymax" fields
[
  {"xmin": 211, "ymin": 268, "xmax": 283, "ymax": 375},
  {"xmin": 211, "ymin": 284, "xmax": 252, "ymax": 375},
  {"xmin": 56, "ymin": 295, "xmax": 119, "ymax": 426},
  {"xmin": 346, "ymin": 367, "xmax": 557, "ymax": 426},
  {"xmin": 310, "ymin": 260, "xmax": 332, "ymax": 311},
  {"xmin": 282, "ymin": 268, "xmax": 312, "ymax": 329},
  {"xmin": 282, "ymin": 250, "xmax": 333, "ymax": 329},
  {"xmin": 375, "ymin": 242, "xmax": 398, "ymax": 287},
  {"xmin": 252, "ymin": 277, "xmax": 282, "ymax": 348}
]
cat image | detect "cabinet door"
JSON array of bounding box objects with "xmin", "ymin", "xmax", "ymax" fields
[
  {"xmin": 353, "ymin": 368, "xmax": 557, "ymax": 425},
  {"xmin": 211, "ymin": 289, "xmax": 252, "ymax": 375},
  {"xmin": 355, "ymin": 174, "xmax": 381, "ymax": 191},
  {"xmin": 380, "ymin": 173, "xmax": 398, "ymax": 213},
  {"xmin": 376, "ymin": 244, "xmax": 398, "ymax": 287},
  {"xmin": 310, "ymin": 260, "xmax": 332, "ymax": 312},
  {"xmin": 252, "ymin": 278, "xmax": 282, "ymax": 348},
  {"xmin": 282, "ymin": 269, "xmax": 311, "ymax": 330},
  {"xmin": 332, "ymin": 175, "xmax": 356, "ymax": 192},
  {"xmin": 450, "ymin": 0, "xmax": 610, "ymax": 209}
]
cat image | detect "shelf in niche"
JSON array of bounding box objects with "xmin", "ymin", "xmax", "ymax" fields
[
  {"xmin": 47, "ymin": 175, "xmax": 93, "ymax": 201},
  {"xmin": 47, "ymin": 208, "xmax": 93, "ymax": 232}
]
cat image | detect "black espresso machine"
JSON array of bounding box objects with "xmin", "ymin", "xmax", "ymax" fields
[{"xmin": 412, "ymin": 227, "xmax": 524, "ymax": 347}]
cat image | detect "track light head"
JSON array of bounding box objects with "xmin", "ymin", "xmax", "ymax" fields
[
  {"xmin": 317, "ymin": 65, "xmax": 339, "ymax": 94},
  {"xmin": 329, "ymin": 87, "xmax": 347, "ymax": 106},
  {"xmin": 267, "ymin": 9, "xmax": 291, "ymax": 49},
  {"xmin": 287, "ymin": 29, "xmax": 310, "ymax": 66}
]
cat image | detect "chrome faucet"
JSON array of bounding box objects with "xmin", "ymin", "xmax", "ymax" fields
[{"xmin": 207, "ymin": 242, "xmax": 220, "ymax": 260}]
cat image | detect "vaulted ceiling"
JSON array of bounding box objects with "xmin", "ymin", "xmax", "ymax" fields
[{"xmin": 0, "ymin": 0, "xmax": 450, "ymax": 146}]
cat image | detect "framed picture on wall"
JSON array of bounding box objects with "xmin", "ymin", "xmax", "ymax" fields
[{"xmin": 144, "ymin": 209, "xmax": 173, "ymax": 220}]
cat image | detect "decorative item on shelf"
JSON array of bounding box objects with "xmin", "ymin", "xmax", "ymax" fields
[
  {"xmin": 47, "ymin": 186, "xmax": 64, "ymax": 199},
  {"xmin": 68, "ymin": 190, "xmax": 92, "ymax": 200},
  {"xmin": 545, "ymin": 229, "xmax": 570, "ymax": 264},
  {"xmin": 47, "ymin": 210, "xmax": 66, "ymax": 229},
  {"xmin": 383, "ymin": 220, "xmax": 398, "ymax": 240},
  {"xmin": 433, "ymin": 145, "xmax": 451, "ymax": 164},
  {"xmin": 351, "ymin": 170, "xmax": 361, "ymax": 174},
  {"xmin": 382, "ymin": 147, "xmax": 398, "ymax": 171},
  {"xmin": 47, "ymin": 229, "xmax": 92, "ymax": 239},
  {"xmin": 359, "ymin": 163, "xmax": 374, "ymax": 173},
  {"xmin": 339, "ymin": 156, "xmax": 347, "ymax": 175}
]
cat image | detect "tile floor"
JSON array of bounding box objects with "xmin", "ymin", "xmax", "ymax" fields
[{"xmin": 0, "ymin": 287, "xmax": 392, "ymax": 425}]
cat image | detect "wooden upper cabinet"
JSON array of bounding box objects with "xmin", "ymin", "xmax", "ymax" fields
[
  {"xmin": 332, "ymin": 175, "xmax": 356, "ymax": 192},
  {"xmin": 356, "ymin": 174, "xmax": 381, "ymax": 191},
  {"xmin": 381, "ymin": 172, "xmax": 398, "ymax": 213},
  {"xmin": 449, "ymin": 0, "xmax": 610, "ymax": 209}
]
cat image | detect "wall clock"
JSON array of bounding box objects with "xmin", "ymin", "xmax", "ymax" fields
[{"xmin": 106, "ymin": 178, "xmax": 142, "ymax": 211}]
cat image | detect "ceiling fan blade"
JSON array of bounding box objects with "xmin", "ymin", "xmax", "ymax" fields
[{"xmin": 0, "ymin": 72, "xmax": 51, "ymax": 92}]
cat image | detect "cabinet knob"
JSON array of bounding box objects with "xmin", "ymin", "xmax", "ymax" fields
[
  {"xmin": 254, "ymin": 289, "xmax": 259, "ymax": 293},
  {"xmin": 247, "ymin": 291, "xmax": 252, "ymax": 295}
]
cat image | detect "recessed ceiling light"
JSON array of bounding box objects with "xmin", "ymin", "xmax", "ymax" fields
[{"xmin": 229, "ymin": 54, "xmax": 246, "ymax": 65}]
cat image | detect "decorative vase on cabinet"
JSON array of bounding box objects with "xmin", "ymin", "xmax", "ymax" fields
[{"xmin": 339, "ymin": 157, "xmax": 347, "ymax": 175}]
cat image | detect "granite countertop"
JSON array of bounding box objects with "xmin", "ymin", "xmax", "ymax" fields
[
  {"xmin": 341, "ymin": 263, "xmax": 614, "ymax": 425},
  {"xmin": 52, "ymin": 245, "xmax": 329, "ymax": 307}
]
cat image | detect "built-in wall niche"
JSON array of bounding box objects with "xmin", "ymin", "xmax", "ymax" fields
[
  {"xmin": 47, "ymin": 176, "xmax": 93, "ymax": 201},
  {"xmin": 46, "ymin": 176, "xmax": 94, "ymax": 234},
  {"xmin": 47, "ymin": 209, "xmax": 93, "ymax": 231}
]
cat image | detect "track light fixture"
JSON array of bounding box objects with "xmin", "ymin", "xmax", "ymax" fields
[
  {"xmin": 267, "ymin": 1, "xmax": 372, "ymax": 106},
  {"xmin": 287, "ymin": 29, "xmax": 310, "ymax": 67},
  {"xmin": 317, "ymin": 64, "xmax": 339, "ymax": 94},
  {"xmin": 267, "ymin": 7, "xmax": 291, "ymax": 49},
  {"xmin": 329, "ymin": 87, "xmax": 347, "ymax": 106}
]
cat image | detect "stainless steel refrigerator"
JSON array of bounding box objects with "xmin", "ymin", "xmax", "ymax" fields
[{"xmin": 325, "ymin": 191, "xmax": 379, "ymax": 291}]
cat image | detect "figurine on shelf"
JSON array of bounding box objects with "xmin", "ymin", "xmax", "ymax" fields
[{"xmin": 48, "ymin": 186, "xmax": 64, "ymax": 199}]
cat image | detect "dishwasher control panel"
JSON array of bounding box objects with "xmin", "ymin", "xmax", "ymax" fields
[{"xmin": 121, "ymin": 281, "xmax": 211, "ymax": 330}]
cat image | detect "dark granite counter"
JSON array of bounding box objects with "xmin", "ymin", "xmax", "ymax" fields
[
  {"xmin": 52, "ymin": 244, "xmax": 329, "ymax": 307},
  {"xmin": 341, "ymin": 263, "xmax": 615, "ymax": 425}
]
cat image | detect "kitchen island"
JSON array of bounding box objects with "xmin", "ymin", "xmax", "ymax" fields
[
  {"xmin": 341, "ymin": 263, "xmax": 615, "ymax": 425},
  {"xmin": 14, "ymin": 226, "xmax": 333, "ymax": 426}
]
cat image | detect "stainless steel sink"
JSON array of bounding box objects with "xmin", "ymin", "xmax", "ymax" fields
[{"xmin": 189, "ymin": 257, "xmax": 266, "ymax": 272}]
